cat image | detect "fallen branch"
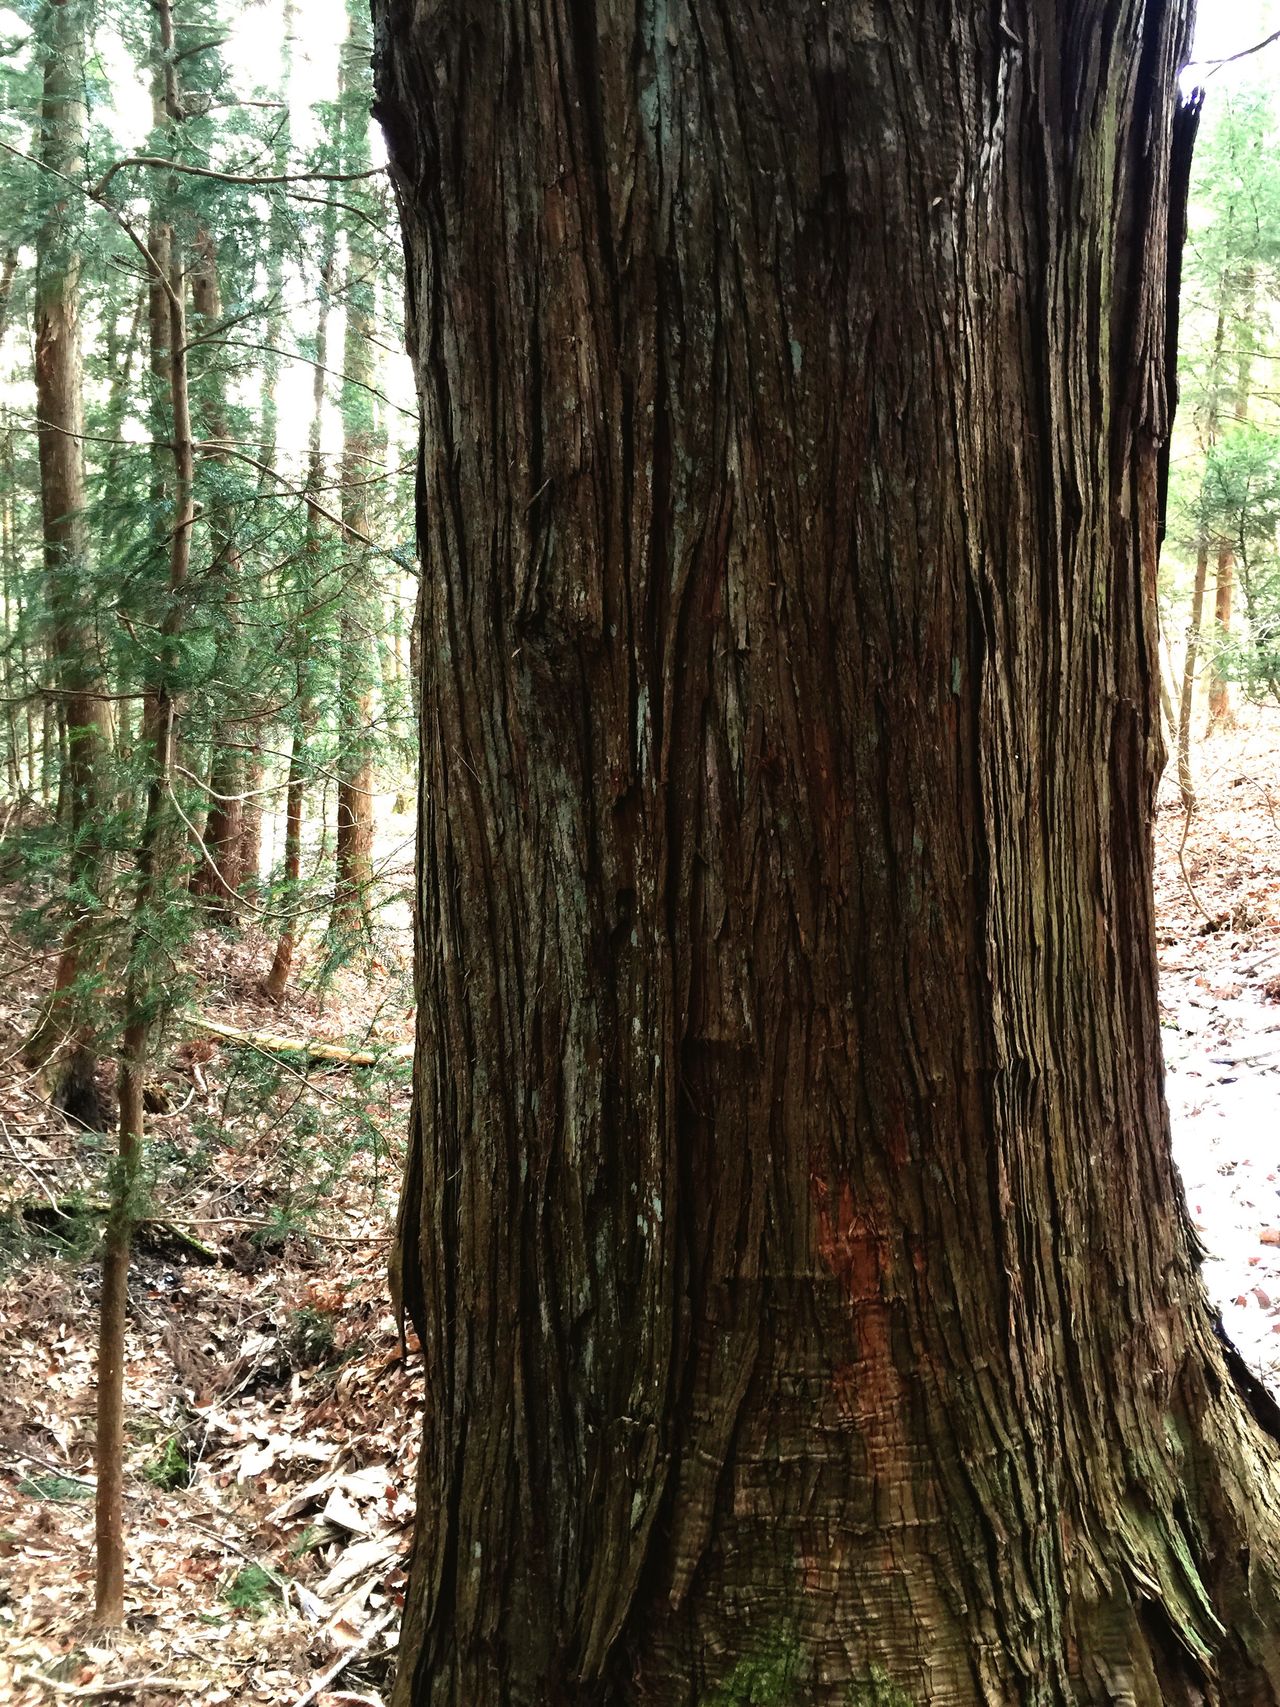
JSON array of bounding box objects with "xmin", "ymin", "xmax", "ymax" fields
[
  {"xmin": 292, "ymin": 1608, "xmax": 395, "ymax": 1707},
  {"xmin": 16, "ymin": 1671, "xmax": 202, "ymax": 1699},
  {"xmin": 190, "ymin": 1014, "xmax": 412, "ymax": 1068},
  {"xmin": 12, "ymin": 1198, "xmax": 219, "ymax": 1262}
]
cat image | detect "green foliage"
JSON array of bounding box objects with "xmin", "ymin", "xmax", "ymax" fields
[
  {"xmin": 1, "ymin": 1197, "xmax": 101, "ymax": 1271},
  {"xmin": 1165, "ymin": 71, "xmax": 1280, "ymax": 709},
  {"xmin": 142, "ymin": 1434, "xmax": 192, "ymax": 1491},
  {"xmin": 222, "ymin": 1563, "xmax": 280, "ymax": 1615},
  {"xmin": 17, "ymin": 1473, "xmax": 94, "ymax": 1503},
  {"xmin": 283, "ymin": 1304, "xmax": 338, "ymax": 1368},
  {"xmin": 848, "ymin": 1668, "xmax": 915, "ymax": 1707},
  {"xmin": 704, "ymin": 1635, "xmax": 800, "ymax": 1706},
  {"xmin": 288, "ymin": 1522, "xmax": 327, "ymax": 1559}
]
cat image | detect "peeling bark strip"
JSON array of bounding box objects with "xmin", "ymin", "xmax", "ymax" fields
[{"xmin": 375, "ymin": 4, "xmax": 1280, "ymax": 1703}]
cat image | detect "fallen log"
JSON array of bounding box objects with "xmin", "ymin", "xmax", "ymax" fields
[{"xmin": 189, "ymin": 1014, "xmax": 412, "ymax": 1068}]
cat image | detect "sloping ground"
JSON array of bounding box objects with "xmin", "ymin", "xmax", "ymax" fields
[
  {"xmin": 1156, "ymin": 708, "xmax": 1280, "ymax": 1392},
  {"xmin": 0, "ymin": 922, "xmax": 420, "ymax": 1706},
  {"xmin": 1, "ymin": 711, "xmax": 1279, "ymax": 1706}
]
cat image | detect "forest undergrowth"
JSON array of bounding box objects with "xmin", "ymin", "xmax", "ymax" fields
[
  {"xmin": 0, "ymin": 711, "xmax": 1275, "ymax": 1705},
  {"xmin": 0, "ymin": 871, "xmax": 420, "ymax": 1706}
]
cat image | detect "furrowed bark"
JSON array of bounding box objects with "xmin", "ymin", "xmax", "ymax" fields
[{"xmin": 377, "ymin": 3, "xmax": 1280, "ymax": 1703}]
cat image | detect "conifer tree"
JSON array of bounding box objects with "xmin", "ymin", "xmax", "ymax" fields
[{"xmin": 24, "ymin": 0, "xmax": 112, "ymax": 1123}]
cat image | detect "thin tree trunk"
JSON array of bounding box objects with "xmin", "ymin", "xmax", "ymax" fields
[
  {"xmin": 378, "ymin": 4, "xmax": 1280, "ymax": 1701},
  {"xmin": 24, "ymin": 0, "xmax": 113, "ymax": 1125},
  {"xmin": 1177, "ymin": 537, "xmax": 1210, "ymax": 814},
  {"xmin": 263, "ymin": 730, "xmax": 307, "ymax": 1002},
  {"xmin": 0, "ymin": 249, "xmax": 18, "ymax": 346},
  {"xmin": 97, "ymin": 241, "xmax": 193, "ymax": 1635},
  {"xmin": 264, "ymin": 223, "xmax": 337, "ymax": 1000},
  {"xmin": 1157, "ymin": 625, "xmax": 1179, "ymax": 751},
  {"xmin": 236, "ymin": 2, "xmax": 294, "ymax": 914},
  {"xmin": 1176, "ymin": 296, "xmax": 1231, "ymax": 811},
  {"xmin": 2, "ymin": 451, "xmax": 22, "ymax": 796},
  {"xmin": 236, "ymin": 749, "xmax": 266, "ymax": 892},
  {"xmin": 98, "ymin": 286, "xmax": 147, "ymax": 542},
  {"xmin": 95, "ymin": 0, "xmax": 193, "ymax": 1626},
  {"xmin": 328, "ymin": 0, "xmax": 379, "ymax": 948},
  {"xmin": 1207, "ymin": 286, "xmax": 1254, "ymax": 736},
  {"xmin": 187, "ymin": 229, "xmax": 246, "ymax": 909},
  {"xmin": 1207, "ymin": 540, "xmax": 1235, "ymax": 731}
]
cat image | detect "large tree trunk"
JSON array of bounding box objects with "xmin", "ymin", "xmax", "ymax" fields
[
  {"xmin": 24, "ymin": 0, "xmax": 113, "ymax": 1125},
  {"xmin": 376, "ymin": 4, "xmax": 1280, "ymax": 1702}
]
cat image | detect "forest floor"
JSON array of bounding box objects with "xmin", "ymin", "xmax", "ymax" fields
[
  {"xmin": 1, "ymin": 711, "xmax": 1279, "ymax": 1707},
  {"xmin": 0, "ymin": 884, "xmax": 421, "ymax": 1706},
  {"xmin": 1155, "ymin": 706, "xmax": 1280, "ymax": 1390}
]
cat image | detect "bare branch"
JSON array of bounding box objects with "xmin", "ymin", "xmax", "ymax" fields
[{"xmin": 91, "ymin": 156, "xmax": 385, "ymax": 199}]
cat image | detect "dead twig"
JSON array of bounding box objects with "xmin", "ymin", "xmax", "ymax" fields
[
  {"xmin": 1176, "ymin": 801, "xmax": 1216, "ymax": 927},
  {"xmin": 292, "ymin": 1608, "xmax": 395, "ymax": 1707},
  {"xmin": 15, "ymin": 1670, "xmax": 202, "ymax": 1698}
]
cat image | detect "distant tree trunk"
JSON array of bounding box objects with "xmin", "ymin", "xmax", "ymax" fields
[
  {"xmin": 378, "ymin": 4, "xmax": 1280, "ymax": 1701},
  {"xmin": 95, "ymin": 0, "xmax": 193, "ymax": 1628},
  {"xmin": 1177, "ymin": 536, "xmax": 1210, "ymax": 813},
  {"xmin": 328, "ymin": 0, "xmax": 379, "ymax": 947},
  {"xmin": 23, "ymin": 0, "xmax": 113, "ymax": 1127},
  {"xmin": 1207, "ymin": 541, "xmax": 1235, "ymax": 730},
  {"xmin": 0, "ymin": 248, "xmax": 18, "ymax": 345},
  {"xmin": 265, "ymin": 217, "xmax": 337, "ymax": 1001},
  {"xmin": 1207, "ymin": 287, "xmax": 1254, "ymax": 736},
  {"xmin": 236, "ymin": 750, "xmax": 265, "ymax": 892},
  {"xmin": 1175, "ymin": 297, "xmax": 1230, "ymax": 811},
  {"xmin": 98, "ymin": 287, "xmax": 147, "ymax": 553},
  {"xmin": 188, "ymin": 230, "xmax": 246, "ymax": 909},
  {"xmin": 2, "ymin": 452, "xmax": 24, "ymax": 795}
]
